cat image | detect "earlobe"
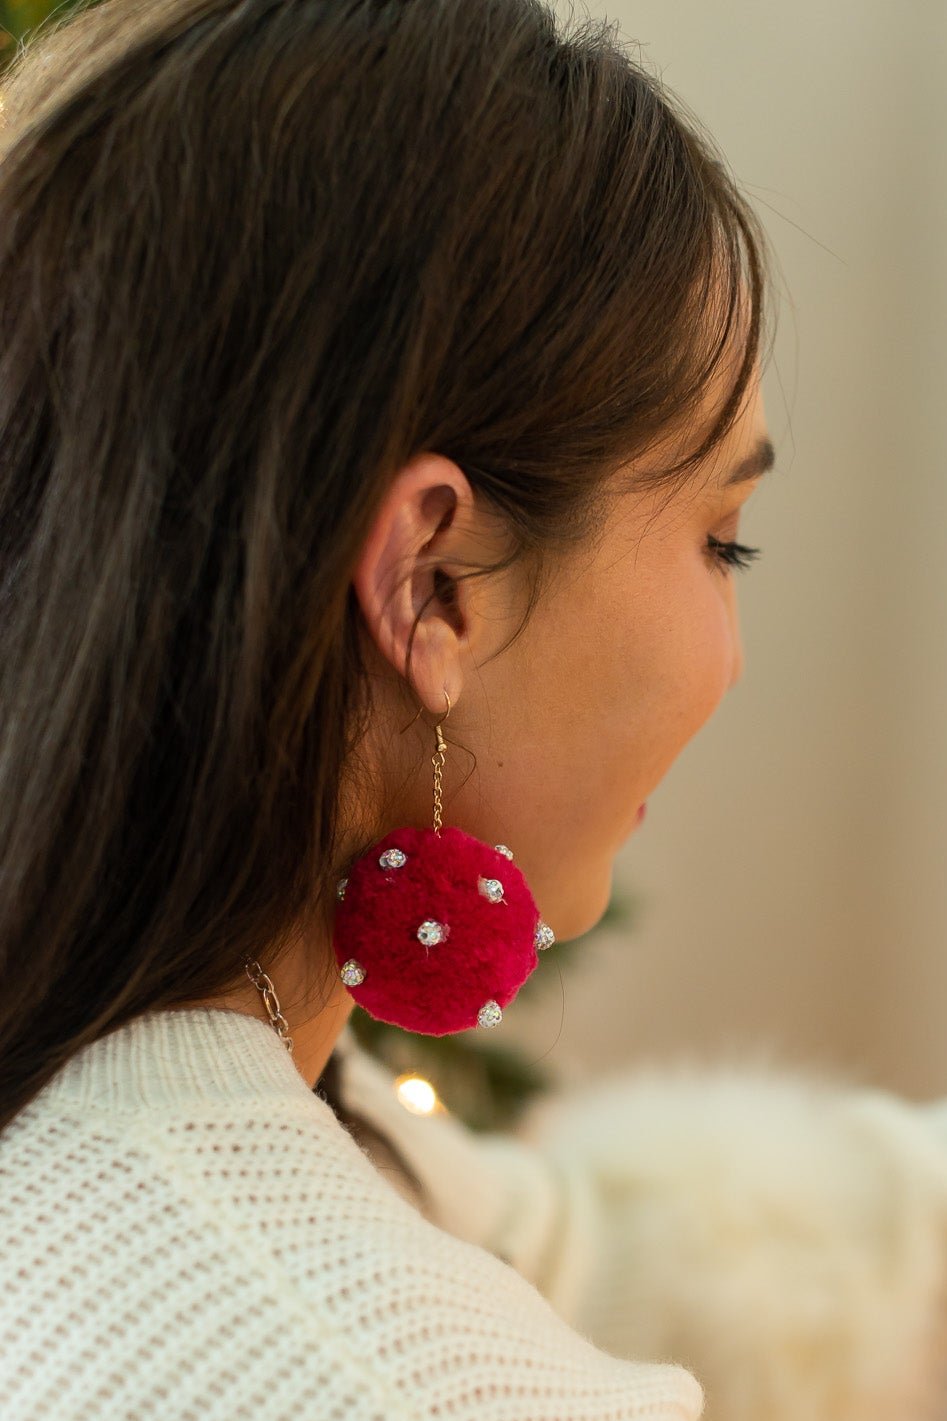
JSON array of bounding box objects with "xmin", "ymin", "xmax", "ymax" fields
[
  {"xmin": 408, "ymin": 614, "xmax": 464, "ymax": 717},
  {"xmin": 350, "ymin": 455, "xmax": 469, "ymax": 716}
]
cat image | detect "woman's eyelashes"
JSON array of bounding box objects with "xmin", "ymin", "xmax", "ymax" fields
[{"xmin": 706, "ymin": 534, "xmax": 762, "ymax": 573}]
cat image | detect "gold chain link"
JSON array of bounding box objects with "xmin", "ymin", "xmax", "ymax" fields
[
  {"xmin": 432, "ymin": 690, "xmax": 450, "ymax": 836},
  {"xmin": 432, "ymin": 727, "xmax": 446, "ymax": 835},
  {"xmin": 244, "ymin": 957, "xmax": 294, "ymax": 1053}
]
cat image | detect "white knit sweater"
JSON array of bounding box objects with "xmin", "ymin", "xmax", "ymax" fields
[{"xmin": 0, "ymin": 1007, "xmax": 704, "ymax": 1421}]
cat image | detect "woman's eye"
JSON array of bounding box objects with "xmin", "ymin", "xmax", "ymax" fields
[{"xmin": 707, "ymin": 535, "xmax": 762, "ymax": 573}]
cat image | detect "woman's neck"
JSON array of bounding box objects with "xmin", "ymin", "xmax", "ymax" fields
[{"xmin": 179, "ymin": 946, "xmax": 355, "ymax": 1089}]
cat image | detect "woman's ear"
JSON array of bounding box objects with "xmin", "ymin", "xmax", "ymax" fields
[{"xmin": 351, "ymin": 452, "xmax": 477, "ymax": 716}]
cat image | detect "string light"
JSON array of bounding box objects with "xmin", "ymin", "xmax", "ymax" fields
[{"xmin": 394, "ymin": 1073, "xmax": 441, "ymax": 1116}]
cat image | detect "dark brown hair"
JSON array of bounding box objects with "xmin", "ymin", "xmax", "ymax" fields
[{"xmin": 0, "ymin": 0, "xmax": 772, "ymax": 1130}]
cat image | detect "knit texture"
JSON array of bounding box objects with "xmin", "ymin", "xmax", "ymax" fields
[{"xmin": 0, "ymin": 1007, "xmax": 703, "ymax": 1421}]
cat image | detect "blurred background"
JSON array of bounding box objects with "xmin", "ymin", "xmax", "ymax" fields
[
  {"xmin": 3, "ymin": 0, "xmax": 945, "ymax": 1117},
  {"xmin": 498, "ymin": 0, "xmax": 947, "ymax": 1102}
]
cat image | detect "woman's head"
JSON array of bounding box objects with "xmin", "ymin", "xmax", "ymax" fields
[
  {"xmin": 0, "ymin": 0, "xmax": 772, "ymax": 1121},
  {"xmin": 352, "ymin": 349, "xmax": 772, "ymax": 949}
]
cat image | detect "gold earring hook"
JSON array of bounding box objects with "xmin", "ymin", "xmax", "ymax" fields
[
  {"xmin": 396, "ymin": 690, "xmax": 451, "ymax": 835},
  {"xmin": 399, "ymin": 688, "xmax": 452, "ymax": 735}
]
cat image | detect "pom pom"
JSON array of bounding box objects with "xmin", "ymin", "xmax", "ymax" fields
[{"xmin": 332, "ymin": 825, "xmax": 542, "ymax": 1035}]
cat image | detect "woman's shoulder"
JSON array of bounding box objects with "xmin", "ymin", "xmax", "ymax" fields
[{"xmin": 0, "ymin": 1010, "xmax": 704, "ymax": 1420}]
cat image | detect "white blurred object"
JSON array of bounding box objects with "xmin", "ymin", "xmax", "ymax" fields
[{"xmin": 334, "ymin": 1027, "xmax": 947, "ymax": 1421}]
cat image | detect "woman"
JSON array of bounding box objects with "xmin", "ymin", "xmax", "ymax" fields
[{"xmin": 2, "ymin": 0, "xmax": 946, "ymax": 1418}]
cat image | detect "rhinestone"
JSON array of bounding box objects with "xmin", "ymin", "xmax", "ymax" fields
[
  {"xmin": 340, "ymin": 959, "xmax": 366, "ymax": 987},
  {"xmin": 494, "ymin": 844, "xmax": 514, "ymax": 860},
  {"xmin": 379, "ymin": 847, "xmax": 407, "ymax": 870},
  {"xmin": 478, "ymin": 876, "xmax": 505, "ymax": 903},
  {"xmin": 417, "ymin": 919, "xmax": 449, "ymax": 947},
  {"xmin": 477, "ymin": 1000, "xmax": 503, "ymax": 1029},
  {"xmin": 336, "ymin": 877, "xmax": 348, "ymax": 901},
  {"xmin": 535, "ymin": 920, "xmax": 556, "ymax": 951}
]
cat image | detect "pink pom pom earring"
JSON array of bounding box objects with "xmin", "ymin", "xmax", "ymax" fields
[{"xmin": 331, "ymin": 690, "xmax": 556, "ymax": 1035}]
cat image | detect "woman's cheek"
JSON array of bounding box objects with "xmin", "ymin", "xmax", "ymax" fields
[
  {"xmin": 654, "ymin": 581, "xmax": 734, "ymax": 752},
  {"xmin": 692, "ymin": 592, "xmax": 737, "ymax": 725}
]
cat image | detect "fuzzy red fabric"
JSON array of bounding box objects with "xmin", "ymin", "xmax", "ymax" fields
[{"xmin": 331, "ymin": 825, "xmax": 541, "ymax": 1035}]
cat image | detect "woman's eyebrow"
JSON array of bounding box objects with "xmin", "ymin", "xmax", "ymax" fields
[{"xmin": 726, "ymin": 436, "xmax": 776, "ymax": 486}]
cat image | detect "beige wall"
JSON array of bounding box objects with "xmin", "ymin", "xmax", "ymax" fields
[{"xmin": 502, "ymin": 1, "xmax": 947, "ymax": 1098}]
